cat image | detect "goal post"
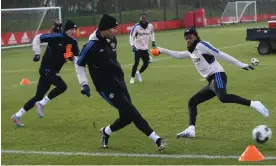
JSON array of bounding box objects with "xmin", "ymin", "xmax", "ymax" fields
[
  {"xmin": 220, "ymin": 1, "xmax": 257, "ymax": 24},
  {"xmin": 1, "ymin": 7, "xmax": 62, "ymax": 49}
]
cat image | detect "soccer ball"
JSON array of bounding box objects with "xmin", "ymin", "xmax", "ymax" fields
[
  {"xmin": 252, "ymin": 125, "xmax": 272, "ymax": 144},
  {"xmin": 251, "ymin": 58, "xmax": 259, "ymax": 66}
]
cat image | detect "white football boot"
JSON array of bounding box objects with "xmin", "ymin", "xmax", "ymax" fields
[
  {"xmin": 250, "ymin": 101, "xmax": 269, "ymax": 118},
  {"xmin": 176, "ymin": 125, "xmax": 195, "ymax": 138},
  {"xmin": 149, "ymin": 56, "xmax": 153, "ymax": 63},
  {"xmin": 136, "ymin": 71, "xmax": 142, "ymax": 82},
  {"xmin": 130, "ymin": 77, "xmax": 135, "ymax": 84}
]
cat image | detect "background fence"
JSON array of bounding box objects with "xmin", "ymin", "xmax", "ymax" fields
[{"xmin": 2, "ymin": 0, "xmax": 276, "ymax": 27}]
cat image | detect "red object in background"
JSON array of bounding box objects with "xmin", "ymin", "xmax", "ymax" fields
[
  {"xmin": 3, "ymin": 13, "xmax": 276, "ymax": 47},
  {"xmin": 122, "ymin": 23, "xmax": 136, "ymax": 34},
  {"xmin": 152, "ymin": 21, "xmax": 166, "ymax": 31},
  {"xmin": 2, "ymin": 32, "xmax": 18, "ymax": 45},
  {"xmin": 184, "ymin": 12, "xmax": 195, "ymax": 28},
  {"xmin": 77, "ymin": 26, "xmax": 96, "ymax": 38},
  {"xmin": 166, "ymin": 20, "xmax": 183, "ymax": 29},
  {"xmin": 206, "ymin": 17, "xmax": 220, "ymax": 26},
  {"xmin": 267, "ymin": 14, "xmax": 276, "ymax": 20},
  {"xmin": 17, "ymin": 32, "xmax": 31, "ymax": 44},
  {"xmin": 268, "ymin": 20, "xmax": 276, "ymax": 28},
  {"xmin": 194, "ymin": 8, "xmax": 206, "ymax": 27}
]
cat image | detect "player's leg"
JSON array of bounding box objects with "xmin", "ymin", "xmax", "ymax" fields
[
  {"xmin": 122, "ymin": 82, "xmax": 132, "ymax": 103},
  {"xmin": 149, "ymin": 55, "xmax": 153, "ymax": 63},
  {"xmin": 210, "ymin": 72, "xmax": 269, "ymax": 117},
  {"xmin": 47, "ymin": 74, "xmax": 67, "ymax": 99},
  {"xmin": 11, "ymin": 76, "xmax": 51, "ymax": 126},
  {"xmin": 177, "ymin": 85, "xmax": 216, "ymax": 138},
  {"xmin": 138, "ymin": 50, "xmax": 150, "ymax": 77},
  {"xmin": 130, "ymin": 51, "xmax": 141, "ymax": 84},
  {"xmin": 35, "ymin": 74, "xmax": 67, "ymax": 118},
  {"xmin": 99, "ymin": 91, "xmax": 166, "ymax": 151}
]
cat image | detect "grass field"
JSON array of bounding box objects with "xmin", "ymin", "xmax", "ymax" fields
[{"xmin": 2, "ymin": 22, "xmax": 276, "ymax": 165}]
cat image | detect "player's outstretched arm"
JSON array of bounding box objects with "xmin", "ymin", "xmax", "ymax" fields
[
  {"xmin": 75, "ymin": 43, "xmax": 91, "ymax": 97},
  {"xmin": 75, "ymin": 58, "xmax": 90, "ymax": 97},
  {"xmin": 198, "ymin": 42, "xmax": 253, "ymax": 70},
  {"xmin": 157, "ymin": 47, "xmax": 191, "ymax": 59},
  {"xmin": 32, "ymin": 33, "xmax": 64, "ymax": 62},
  {"xmin": 215, "ymin": 51, "xmax": 254, "ymax": 70},
  {"xmin": 32, "ymin": 34, "xmax": 42, "ymax": 62},
  {"xmin": 129, "ymin": 24, "xmax": 138, "ymax": 50},
  {"xmin": 150, "ymin": 24, "xmax": 156, "ymax": 47}
]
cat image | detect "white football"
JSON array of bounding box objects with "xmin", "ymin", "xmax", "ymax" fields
[
  {"xmin": 252, "ymin": 125, "xmax": 272, "ymax": 144},
  {"xmin": 251, "ymin": 58, "xmax": 259, "ymax": 66}
]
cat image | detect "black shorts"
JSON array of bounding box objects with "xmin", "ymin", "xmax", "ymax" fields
[
  {"xmin": 135, "ymin": 50, "xmax": 149, "ymax": 63},
  {"xmin": 190, "ymin": 72, "xmax": 228, "ymax": 103},
  {"xmin": 206, "ymin": 72, "xmax": 228, "ymax": 96}
]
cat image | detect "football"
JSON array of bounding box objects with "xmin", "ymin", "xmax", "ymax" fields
[
  {"xmin": 251, "ymin": 58, "xmax": 259, "ymax": 66},
  {"xmin": 150, "ymin": 48, "xmax": 160, "ymax": 56},
  {"xmin": 252, "ymin": 125, "xmax": 272, "ymax": 144}
]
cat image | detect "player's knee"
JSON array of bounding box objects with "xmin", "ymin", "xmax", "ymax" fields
[
  {"xmin": 188, "ymin": 97, "xmax": 197, "ymax": 107},
  {"xmin": 123, "ymin": 118, "xmax": 132, "ymax": 125},
  {"xmin": 217, "ymin": 94, "xmax": 229, "ymax": 103},
  {"xmin": 133, "ymin": 62, "xmax": 139, "ymax": 67},
  {"xmin": 59, "ymin": 83, "xmax": 67, "ymax": 92},
  {"xmin": 120, "ymin": 114, "xmax": 133, "ymax": 125},
  {"xmin": 34, "ymin": 95, "xmax": 44, "ymax": 101},
  {"xmin": 128, "ymin": 109, "xmax": 143, "ymax": 121}
]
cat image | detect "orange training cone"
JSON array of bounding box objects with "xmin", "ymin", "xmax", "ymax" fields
[
  {"xmin": 20, "ymin": 78, "xmax": 31, "ymax": 85},
  {"xmin": 239, "ymin": 145, "xmax": 265, "ymax": 162}
]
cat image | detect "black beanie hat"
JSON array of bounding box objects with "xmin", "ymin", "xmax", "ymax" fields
[
  {"xmin": 63, "ymin": 20, "xmax": 77, "ymax": 32},
  {"xmin": 98, "ymin": 14, "xmax": 118, "ymax": 31},
  {"xmin": 184, "ymin": 28, "xmax": 199, "ymax": 38}
]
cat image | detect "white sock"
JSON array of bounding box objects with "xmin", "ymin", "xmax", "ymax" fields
[
  {"xmin": 149, "ymin": 131, "xmax": 161, "ymax": 143},
  {"xmin": 39, "ymin": 96, "xmax": 50, "ymax": 105},
  {"xmin": 188, "ymin": 125, "xmax": 195, "ymax": 130},
  {"xmin": 136, "ymin": 71, "xmax": 140, "ymax": 75},
  {"xmin": 250, "ymin": 101, "xmax": 257, "ymax": 108},
  {"xmin": 104, "ymin": 125, "xmax": 113, "ymax": 135},
  {"xmin": 15, "ymin": 108, "xmax": 26, "ymax": 117}
]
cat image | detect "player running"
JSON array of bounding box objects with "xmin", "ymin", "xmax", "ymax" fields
[
  {"xmin": 129, "ymin": 14, "xmax": 156, "ymax": 84},
  {"xmin": 151, "ymin": 28, "xmax": 269, "ymax": 138},
  {"xmin": 11, "ymin": 20, "xmax": 79, "ymax": 127},
  {"xmin": 75, "ymin": 14, "xmax": 166, "ymax": 151}
]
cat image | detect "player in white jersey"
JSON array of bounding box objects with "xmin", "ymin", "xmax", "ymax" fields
[
  {"xmin": 152, "ymin": 28, "xmax": 269, "ymax": 138},
  {"xmin": 129, "ymin": 14, "xmax": 156, "ymax": 84}
]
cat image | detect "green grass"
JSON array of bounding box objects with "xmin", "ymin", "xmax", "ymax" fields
[{"xmin": 2, "ymin": 22, "xmax": 276, "ymax": 165}]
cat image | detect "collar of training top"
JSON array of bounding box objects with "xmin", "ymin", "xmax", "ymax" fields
[
  {"xmin": 139, "ymin": 21, "xmax": 149, "ymax": 29},
  {"xmin": 89, "ymin": 29, "xmax": 113, "ymax": 43},
  {"xmin": 187, "ymin": 39, "xmax": 201, "ymax": 53},
  {"xmin": 55, "ymin": 23, "xmax": 62, "ymax": 27},
  {"xmin": 96, "ymin": 30, "xmax": 108, "ymax": 42}
]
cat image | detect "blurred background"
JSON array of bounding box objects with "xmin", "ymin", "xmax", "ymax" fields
[
  {"xmin": 1, "ymin": 0, "xmax": 276, "ymax": 48},
  {"xmin": 2, "ymin": 0, "xmax": 276, "ymax": 26}
]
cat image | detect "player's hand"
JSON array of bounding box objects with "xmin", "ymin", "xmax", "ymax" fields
[
  {"xmin": 152, "ymin": 41, "xmax": 156, "ymax": 47},
  {"xmin": 150, "ymin": 48, "xmax": 160, "ymax": 56},
  {"xmin": 68, "ymin": 56, "xmax": 75, "ymax": 62},
  {"xmin": 132, "ymin": 45, "xmax": 137, "ymax": 52},
  {"xmin": 242, "ymin": 64, "xmax": 254, "ymax": 70},
  {"xmin": 33, "ymin": 54, "xmax": 40, "ymax": 62},
  {"xmin": 80, "ymin": 84, "xmax": 90, "ymax": 97}
]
